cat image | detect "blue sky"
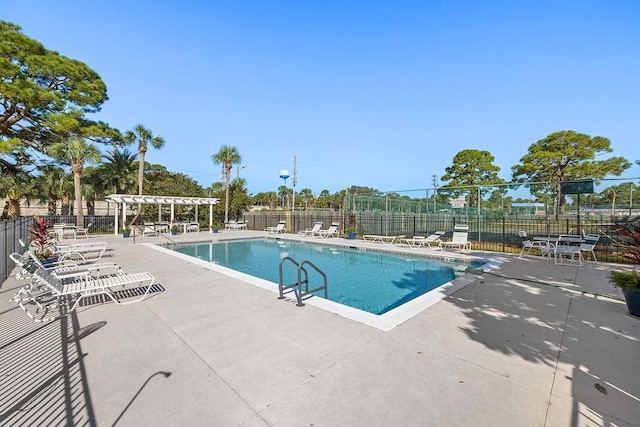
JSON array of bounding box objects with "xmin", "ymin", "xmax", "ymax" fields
[{"xmin": 4, "ymin": 1, "xmax": 640, "ymax": 196}]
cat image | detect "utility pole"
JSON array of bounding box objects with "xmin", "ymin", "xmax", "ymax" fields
[
  {"xmin": 292, "ymin": 156, "xmax": 297, "ymax": 212},
  {"xmin": 431, "ymin": 174, "xmax": 439, "ymax": 213}
]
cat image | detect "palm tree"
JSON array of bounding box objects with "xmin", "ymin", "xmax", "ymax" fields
[
  {"xmin": 299, "ymin": 188, "xmax": 314, "ymax": 210},
  {"xmin": 0, "ymin": 172, "xmax": 36, "ymax": 219},
  {"xmin": 99, "ymin": 149, "xmax": 138, "ymax": 194},
  {"xmin": 278, "ymin": 185, "xmax": 291, "ymax": 209},
  {"xmin": 49, "ymin": 136, "xmax": 102, "ymax": 226},
  {"xmin": 124, "ymin": 125, "xmax": 165, "ymax": 196},
  {"xmin": 211, "ymin": 145, "xmax": 242, "ymax": 223},
  {"xmin": 37, "ymin": 164, "xmax": 68, "ymax": 215}
]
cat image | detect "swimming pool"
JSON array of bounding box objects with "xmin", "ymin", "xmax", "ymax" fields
[{"xmin": 171, "ymin": 238, "xmax": 482, "ymax": 315}]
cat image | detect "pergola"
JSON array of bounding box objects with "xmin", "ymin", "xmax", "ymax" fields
[{"xmin": 105, "ymin": 194, "xmax": 220, "ymax": 235}]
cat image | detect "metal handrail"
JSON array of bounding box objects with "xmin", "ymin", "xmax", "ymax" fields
[
  {"xmin": 296, "ymin": 260, "xmax": 328, "ymax": 307},
  {"xmin": 278, "ymin": 256, "xmax": 307, "ymax": 305},
  {"xmin": 278, "ymin": 256, "xmax": 327, "ymax": 307}
]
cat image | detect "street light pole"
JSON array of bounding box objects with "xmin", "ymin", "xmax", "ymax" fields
[{"xmin": 236, "ymin": 164, "xmax": 246, "ymax": 179}]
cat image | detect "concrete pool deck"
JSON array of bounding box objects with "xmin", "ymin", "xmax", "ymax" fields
[{"xmin": 1, "ymin": 230, "xmax": 639, "ymax": 426}]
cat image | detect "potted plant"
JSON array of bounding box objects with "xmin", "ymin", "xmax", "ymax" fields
[
  {"xmin": 346, "ymin": 212, "xmax": 358, "ymax": 239},
  {"xmin": 170, "ymin": 224, "xmax": 179, "ymax": 235},
  {"xmin": 28, "ymin": 216, "xmax": 54, "ymax": 258},
  {"xmin": 122, "ymin": 224, "xmax": 131, "ymax": 238},
  {"xmin": 610, "ymin": 270, "xmax": 640, "ymax": 317},
  {"xmin": 345, "ymin": 227, "xmax": 357, "ymax": 240},
  {"xmin": 611, "ymin": 221, "xmax": 640, "ymax": 317},
  {"xmin": 211, "ymin": 223, "xmax": 223, "ymax": 233}
]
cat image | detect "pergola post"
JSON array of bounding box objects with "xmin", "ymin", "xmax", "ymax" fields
[
  {"xmin": 114, "ymin": 203, "xmax": 119, "ymax": 235},
  {"xmin": 209, "ymin": 204, "xmax": 213, "ymax": 232}
]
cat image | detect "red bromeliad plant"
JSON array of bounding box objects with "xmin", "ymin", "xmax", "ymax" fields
[{"xmin": 28, "ymin": 216, "xmax": 54, "ymax": 258}]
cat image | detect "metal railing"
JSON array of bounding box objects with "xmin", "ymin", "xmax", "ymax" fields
[
  {"xmin": 0, "ymin": 218, "xmax": 31, "ymax": 286},
  {"xmin": 278, "ymin": 256, "xmax": 328, "ymax": 306}
]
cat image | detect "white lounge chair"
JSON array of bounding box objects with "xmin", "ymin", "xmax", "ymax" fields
[
  {"xmin": 402, "ymin": 232, "xmax": 444, "ymax": 249},
  {"xmin": 299, "ymin": 221, "xmax": 323, "ymax": 237},
  {"xmin": 53, "ymin": 241, "xmax": 108, "ymax": 261},
  {"xmin": 317, "ymin": 222, "xmax": 340, "ymax": 238},
  {"xmin": 15, "ymin": 266, "xmax": 155, "ymax": 322},
  {"xmin": 187, "ymin": 222, "xmax": 200, "ymax": 232},
  {"xmin": 517, "ymin": 231, "xmax": 548, "ymax": 258},
  {"xmin": 441, "ymin": 225, "xmax": 471, "ymax": 251},
  {"xmin": 265, "ymin": 220, "xmax": 286, "ymax": 234},
  {"xmin": 10, "ymin": 251, "xmax": 122, "ymax": 282}
]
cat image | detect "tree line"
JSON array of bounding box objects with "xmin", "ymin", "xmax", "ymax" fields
[{"xmin": 2, "ymin": 21, "xmax": 637, "ymax": 225}]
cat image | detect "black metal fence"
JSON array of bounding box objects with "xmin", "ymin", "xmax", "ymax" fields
[
  {"xmin": 0, "ymin": 218, "xmax": 31, "ymax": 286},
  {"xmin": 3, "ymin": 213, "xmax": 636, "ymax": 286},
  {"xmin": 243, "ymin": 211, "xmax": 638, "ymax": 264}
]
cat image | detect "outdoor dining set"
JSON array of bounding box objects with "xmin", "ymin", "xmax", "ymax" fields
[{"xmin": 518, "ymin": 231, "xmax": 599, "ymax": 266}]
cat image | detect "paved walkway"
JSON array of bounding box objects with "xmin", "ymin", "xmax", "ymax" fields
[{"xmin": 1, "ymin": 231, "xmax": 638, "ymax": 426}]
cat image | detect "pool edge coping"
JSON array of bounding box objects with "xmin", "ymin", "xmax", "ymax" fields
[{"xmin": 145, "ymin": 238, "xmax": 502, "ymax": 331}]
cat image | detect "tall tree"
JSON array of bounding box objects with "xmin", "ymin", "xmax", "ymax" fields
[
  {"xmin": 124, "ymin": 124, "xmax": 165, "ymax": 196},
  {"xmin": 0, "ymin": 171, "xmax": 35, "ymax": 219},
  {"xmin": 0, "ymin": 21, "xmax": 111, "ymax": 173},
  {"xmin": 98, "ymin": 148, "xmax": 138, "ymax": 194},
  {"xmin": 441, "ymin": 149, "xmax": 504, "ymax": 207},
  {"xmin": 278, "ymin": 185, "xmax": 291, "ymax": 208},
  {"xmin": 143, "ymin": 165, "xmax": 205, "ymax": 221},
  {"xmin": 511, "ymin": 130, "xmax": 631, "ymax": 211},
  {"xmin": 48, "ymin": 136, "xmax": 101, "ymax": 226},
  {"xmin": 36, "ymin": 164, "xmax": 68, "ymax": 215},
  {"xmin": 211, "ymin": 145, "xmax": 242, "ymax": 223},
  {"xmin": 228, "ymin": 178, "xmax": 252, "ymax": 220},
  {"xmin": 299, "ymin": 188, "xmax": 314, "ymax": 210}
]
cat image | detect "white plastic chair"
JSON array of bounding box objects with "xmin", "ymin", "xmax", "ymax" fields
[
  {"xmin": 517, "ymin": 231, "xmax": 547, "ymax": 258},
  {"xmin": 441, "ymin": 224, "xmax": 471, "ymax": 251},
  {"xmin": 299, "ymin": 221, "xmax": 323, "ymax": 236}
]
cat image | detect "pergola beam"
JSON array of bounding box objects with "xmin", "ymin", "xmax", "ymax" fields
[{"xmin": 105, "ymin": 194, "xmax": 220, "ymax": 235}]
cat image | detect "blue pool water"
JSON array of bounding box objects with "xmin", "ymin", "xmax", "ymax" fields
[{"xmin": 172, "ymin": 238, "xmax": 476, "ymax": 315}]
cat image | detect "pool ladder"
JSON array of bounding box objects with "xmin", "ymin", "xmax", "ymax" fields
[{"xmin": 278, "ymin": 256, "xmax": 327, "ymax": 307}]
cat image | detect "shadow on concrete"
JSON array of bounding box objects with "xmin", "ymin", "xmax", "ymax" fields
[
  {"xmin": 111, "ymin": 371, "xmax": 172, "ymax": 426},
  {"xmin": 0, "ymin": 303, "xmax": 97, "ymax": 426},
  {"xmin": 447, "ymin": 267, "xmax": 640, "ymax": 425}
]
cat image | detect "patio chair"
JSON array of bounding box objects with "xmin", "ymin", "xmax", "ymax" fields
[
  {"xmin": 75, "ymin": 222, "xmax": 92, "ymax": 239},
  {"xmin": 265, "ymin": 220, "xmax": 286, "ymax": 234},
  {"xmin": 580, "ymin": 234, "xmax": 600, "ymax": 262},
  {"xmin": 143, "ymin": 222, "xmax": 158, "ymax": 236},
  {"xmin": 15, "ymin": 266, "xmax": 155, "ymax": 322},
  {"xmin": 517, "ymin": 231, "xmax": 548, "ymax": 258},
  {"xmin": 552, "ymin": 235, "xmax": 589, "ymax": 266},
  {"xmin": 441, "ymin": 224, "xmax": 471, "ymax": 251},
  {"xmin": 298, "ymin": 221, "xmax": 323, "ymax": 237},
  {"xmin": 187, "ymin": 222, "xmax": 200, "ymax": 233},
  {"xmin": 317, "ymin": 222, "xmax": 340, "ymax": 238}
]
